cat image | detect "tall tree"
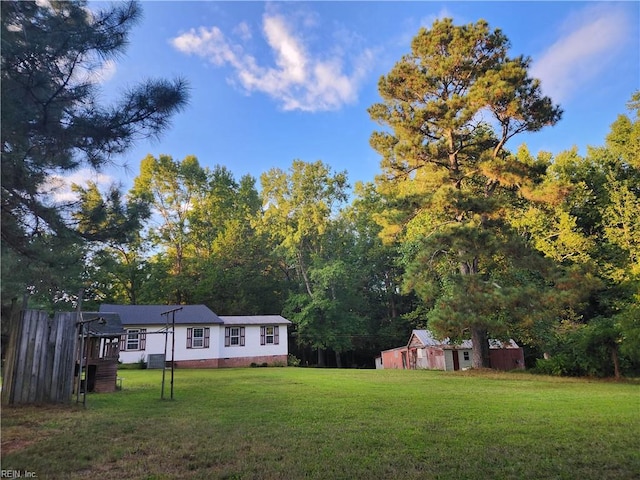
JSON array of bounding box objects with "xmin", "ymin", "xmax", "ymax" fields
[
  {"xmin": 72, "ymin": 181, "xmax": 151, "ymax": 306},
  {"xmin": 188, "ymin": 166, "xmax": 241, "ymax": 258},
  {"xmin": 509, "ymin": 93, "xmax": 640, "ymax": 377},
  {"xmin": 1, "ymin": 0, "xmax": 188, "ymax": 301},
  {"xmin": 259, "ymin": 160, "xmax": 349, "ymax": 297},
  {"xmin": 188, "ymin": 172, "xmax": 285, "ymax": 314},
  {"xmin": 345, "ymin": 182, "xmax": 419, "ymax": 355},
  {"xmin": 368, "ymin": 19, "xmax": 561, "ymax": 367},
  {"xmin": 258, "ymin": 160, "xmax": 351, "ymax": 365},
  {"xmin": 131, "ymin": 154, "xmax": 207, "ymax": 303}
]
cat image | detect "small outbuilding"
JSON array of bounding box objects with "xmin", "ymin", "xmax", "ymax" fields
[
  {"xmin": 378, "ymin": 329, "xmax": 524, "ymax": 371},
  {"xmin": 75, "ymin": 312, "xmax": 125, "ymax": 393}
]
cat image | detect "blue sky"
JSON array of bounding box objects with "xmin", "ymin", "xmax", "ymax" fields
[{"xmin": 59, "ymin": 1, "xmax": 639, "ymax": 198}]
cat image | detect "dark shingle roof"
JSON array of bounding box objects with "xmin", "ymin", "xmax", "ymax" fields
[
  {"xmin": 99, "ymin": 304, "xmax": 223, "ymax": 326},
  {"xmin": 80, "ymin": 312, "xmax": 125, "ymax": 337}
]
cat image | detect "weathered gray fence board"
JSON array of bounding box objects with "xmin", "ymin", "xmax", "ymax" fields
[
  {"xmin": 31, "ymin": 311, "xmax": 48, "ymax": 402},
  {"xmin": 58, "ymin": 313, "xmax": 77, "ymax": 401},
  {"xmin": 12, "ymin": 310, "xmax": 32, "ymax": 403},
  {"xmin": 2, "ymin": 310, "xmax": 78, "ymax": 405},
  {"xmin": 49, "ymin": 314, "xmax": 64, "ymax": 401},
  {"xmin": 0, "ymin": 303, "xmax": 21, "ymax": 405},
  {"xmin": 43, "ymin": 315, "xmax": 56, "ymax": 402}
]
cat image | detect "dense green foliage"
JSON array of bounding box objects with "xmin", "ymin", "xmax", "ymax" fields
[
  {"xmin": 527, "ymin": 93, "xmax": 640, "ymax": 377},
  {"xmin": 0, "ymin": 0, "xmax": 188, "ymax": 308},
  {"xmin": 368, "ymin": 18, "xmax": 563, "ymax": 368},
  {"xmin": 2, "ymin": 369, "xmax": 639, "ymax": 479},
  {"xmin": 1, "ymin": 9, "xmax": 638, "ymax": 375}
]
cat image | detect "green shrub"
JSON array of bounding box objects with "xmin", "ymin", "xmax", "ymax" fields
[
  {"xmin": 533, "ymin": 355, "xmax": 579, "ymax": 376},
  {"xmin": 287, "ymin": 354, "xmax": 301, "ymax": 367}
]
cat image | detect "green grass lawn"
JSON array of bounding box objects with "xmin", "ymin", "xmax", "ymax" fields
[{"xmin": 2, "ymin": 368, "xmax": 639, "ymax": 479}]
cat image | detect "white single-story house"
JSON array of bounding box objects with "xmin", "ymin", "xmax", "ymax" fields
[
  {"xmin": 99, "ymin": 304, "xmax": 291, "ymax": 368},
  {"xmin": 378, "ymin": 329, "xmax": 525, "ymax": 371}
]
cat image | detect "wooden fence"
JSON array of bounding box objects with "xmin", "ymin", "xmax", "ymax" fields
[{"xmin": 2, "ymin": 309, "xmax": 78, "ymax": 405}]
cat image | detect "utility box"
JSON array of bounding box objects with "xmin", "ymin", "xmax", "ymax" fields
[{"xmin": 147, "ymin": 354, "xmax": 166, "ymax": 369}]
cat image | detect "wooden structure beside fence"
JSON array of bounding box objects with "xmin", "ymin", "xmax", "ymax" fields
[
  {"xmin": 2, "ymin": 309, "xmax": 78, "ymax": 405},
  {"xmin": 76, "ymin": 312, "xmax": 124, "ymax": 393}
]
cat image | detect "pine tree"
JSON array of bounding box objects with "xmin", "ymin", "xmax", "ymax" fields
[
  {"xmin": 369, "ymin": 19, "xmax": 561, "ymax": 367},
  {"xmin": 1, "ymin": 0, "xmax": 188, "ymax": 262}
]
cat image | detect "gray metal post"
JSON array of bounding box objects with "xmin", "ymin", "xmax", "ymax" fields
[
  {"xmin": 161, "ymin": 315, "xmax": 169, "ymax": 399},
  {"xmin": 160, "ymin": 307, "xmax": 181, "ymax": 400},
  {"xmin": 76, "ymin": 319, "xmax": 85, "ymax": 404},
  {"xmin": 170, "ymin": 310, "xmax": 176, "ymax": 399}
]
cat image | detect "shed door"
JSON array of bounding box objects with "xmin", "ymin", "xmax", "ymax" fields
[{"xmin": 452, "ymin": 350, "xmax": 460, "ymax": 371}]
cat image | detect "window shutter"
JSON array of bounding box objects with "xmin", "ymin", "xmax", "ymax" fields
[
  {"xmin": 140, "ymin": 329, "xmax": 147, "ymax": 350},
  {"xmin": 260, "ymin": 326, "xmax": 266, "ymax": 345},
  {"xmin": 187, "ymin": 327, "xmax": 193, "ymax": 348},
  {"xmin": 240, "ymin": 327, "xmax": 245, "ymax": 346},
  {"xmin": 204, "ymin": 328, "xmax": 210, "ymax": 348},
  {"xmin": 274, "ymin": 326, "xmax": 279, "ymax": 345},
  {"xmin": 119, "ymin": 334, "xmax": 126, "ymax": 351},
  {"xmin": 225, "ymin": 327, "xmax": 230, "ymax": 347}
]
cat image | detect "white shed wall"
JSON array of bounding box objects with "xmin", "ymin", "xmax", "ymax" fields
[{"xmin": 443, "ymin": 349, "xmax": 473, "ymax": 371}]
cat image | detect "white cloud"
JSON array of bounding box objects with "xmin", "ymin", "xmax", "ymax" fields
[
  {"xmin": 263, "ymin": 14, "xmax": 307, "ymax": 84},
  {"xmin": 233, "ymin": 21, "xmax": 252, "ymax": 41},
  {"xmin": 87, "ymin": 59, "xmax": 117, "ymax": 84},
  {"xmin": 172, "ymin": 26, "xmax": 241, "ymax": 67},
  {"xmin": 35, "ymin": 0, "xmax": 53, "ymax": 9},
  {"xmin": 40, "ymin": 169, "xmax": 115, "ymax": 204},
  {"xmin": 171, "ymin": 9, "xmax": 374, "ymax": 112},
  {"xmin": 420, "ymin": 7, "xmax": 455, "ymax": 29},
  {"xmin": 531, "ymin": 5, "xmax": 630, "ymax": 103},
  {"xmin": 61, "ymin": 57, "xmax": 117, "ymax": 88}
]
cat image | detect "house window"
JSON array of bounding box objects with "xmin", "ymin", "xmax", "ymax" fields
[
  {"xmin": 463, "ymin": 351, "xmax": 470, "ymax": 361},
  {"xmin": 225, "ymin": 327, "xmax": 245, "ymax": 347},
  {"xmin": 122, "ymin": 329, "xmax": 146, "ymax": 351},
  {"xmin": 260, "ymin": 326, "xmax": 279, "ymax": 345},
  {"xmin": 187, "ymin": 327, "xmax": 210, "ymax": 349}
]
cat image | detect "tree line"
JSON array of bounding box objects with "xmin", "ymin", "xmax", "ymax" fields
[{"xmin": 2, "ymin": 1, "xmax": 638, "ymax": 375}]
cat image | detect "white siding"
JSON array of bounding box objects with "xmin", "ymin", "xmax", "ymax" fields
[
  {"xmin": 119, "ymin": 323, "xmax": 288, "ymax": 364},
  {"xmin": 174, "ymin": 325, "xmax": 220, "ymax": 361},
  {"xmin": 219, "ymin": 324, "xmax": 288, "ymax": 359},
  {"xmin": 459, "ymin": 349, "xmax": 473, "ymax": 370},
  {"xmin": 443, "ymin": 349, "xmax": 473, "ymax": 371},
  {"xmin": 119, "ymin": 324, "xmax": 162, "ymax": 364},
  {"xmin": 444, "ymin": 350, "xmax": 453, "ymax": 371},
  {"xmin": 119, "ymin": 324, "xmax": 221, "ymax": 363}
]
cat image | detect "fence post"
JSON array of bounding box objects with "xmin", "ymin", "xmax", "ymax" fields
[{"xmin": 1, "ymin": 299, "xmax": 21, "ymax": 405}]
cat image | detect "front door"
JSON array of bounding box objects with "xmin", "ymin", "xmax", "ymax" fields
[{"xmin": 452, "ymin": 350, "xmax": 460, "ymax": 371}]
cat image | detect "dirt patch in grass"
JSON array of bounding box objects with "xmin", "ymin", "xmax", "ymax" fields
[
  {"xmin": 1, "ymin": 404, "xmax": 81, "ymax": 455},
  {"xmin": 2, "ymin": 434, "xmax": 38, "ymax": 455}
]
